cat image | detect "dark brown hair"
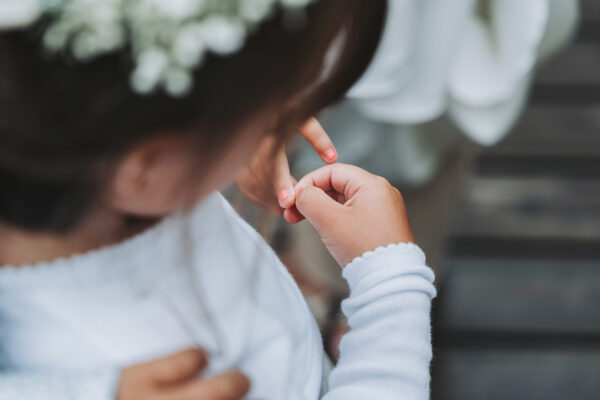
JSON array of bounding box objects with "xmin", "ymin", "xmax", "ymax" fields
[{"xmin": 0, "ymin": 0, "xmax": 387, "ymax": 233}]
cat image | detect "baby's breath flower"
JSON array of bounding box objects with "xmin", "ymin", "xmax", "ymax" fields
[
  {"xmin": 165, "ymin": 66, "xmax": 193, "ymax": 97},
  {"xmin": 201, "ymin": 15, "xmax": 246, "ymax": 55},
  {"xmin": 240, "ymin": 0, "xmax": 277, "ymax": 24},
  {"xmin": 0, "ymin": 0, "xmax": 317, "ymax": 96},
  {"xmin": 173, "ymin": 23, "xmax": 207, "ymax": 68},
  {"xmin": 131, "ymin": 47, "xmax": 170, "ymax": 94}
]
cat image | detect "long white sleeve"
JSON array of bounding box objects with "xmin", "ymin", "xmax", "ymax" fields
[{"xmin": 323, "ymin": 243, "xmax": 436, "ymax": 400}]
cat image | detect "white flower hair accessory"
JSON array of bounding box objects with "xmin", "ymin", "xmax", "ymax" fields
[{"xmin": 0, "ymin": 0, "xmax": 315, "ymax": 96}]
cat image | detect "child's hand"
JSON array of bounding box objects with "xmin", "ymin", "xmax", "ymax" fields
[
  {"xmin": 236, "ymin": 118, "xmax": 337, "ymax": 218},
  {"xmin": 117, "ymin": 349, "xmax": 250, "ymax": 400},
  {"xmin": 293, "ymin": 164, "xmax": 415, "ymax": 267}
]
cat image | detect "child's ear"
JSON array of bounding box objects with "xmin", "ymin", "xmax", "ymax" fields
[{"xmin": 107, "ymin": 135, "xmax": 191, "ymax": 217}]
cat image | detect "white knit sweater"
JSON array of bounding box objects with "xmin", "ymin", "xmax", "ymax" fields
[{"xmin": 0, "ymin": 192, "xmax": 435, "ymax": 399}]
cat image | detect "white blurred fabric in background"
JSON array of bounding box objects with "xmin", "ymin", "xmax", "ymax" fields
[{"xmin": 296, "ymin": 0, "xmax": 579, "ymax": 185}]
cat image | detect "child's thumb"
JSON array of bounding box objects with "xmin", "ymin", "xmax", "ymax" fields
[{"xmin": 295, "ymin": 186, "xmax": 342, "ymax": 229}]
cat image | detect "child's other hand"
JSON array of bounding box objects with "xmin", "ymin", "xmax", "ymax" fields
[
  {"xmin": 117, "ymin": 349, "xmax": 250, "ymax": 400},
  {"xmin": 293, "ymin": 164, "xmax": 415, "ymax": 267},
  {"xmin": 236, "ymin": 118, "xmax": 337, "ymax": 219}
]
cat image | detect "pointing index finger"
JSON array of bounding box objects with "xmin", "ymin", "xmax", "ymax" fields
[{"xmin": 299, "ymin": 118, "xmax": 337, "ymax": 163}]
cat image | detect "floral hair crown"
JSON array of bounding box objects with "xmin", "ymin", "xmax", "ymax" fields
[{"xmin": 0, "ymin": 0, "xmax": 315, "ymax": 96}]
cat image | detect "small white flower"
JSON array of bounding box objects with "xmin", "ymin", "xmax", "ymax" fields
[
  {"xmin": 165, "ymin": 66, "xmax": 193, "ymax": 97},
  {"xmin": 43, "ymin": 23, "xmax": 68, "ymax": 51},
  {"xmin": 72, "ymin": 25, "xmax": 125, "ymax": 60},
  {"xmin": 240, "ymin": 0, "xmax": 277, "ymax": 24},
  {"xmin": 173, "ymin": 23, "xmax": 207, "ymax": 68},
  {"xmin": 0, "ymin": 0, "xmax": 42, "ymax": 30},
  {"xmin": 131, "ymin": 48, "xmax": 170, "ymax": 94},
  {"xmin": 153, "ymin": 0, "xmax": 205, "ymax": 20},
  {"xmin": 201, "ymin": 15, "xmax": 246, "ymax": 55}
]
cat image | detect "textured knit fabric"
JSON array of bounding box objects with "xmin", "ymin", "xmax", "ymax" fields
[
  {"xmin": 0, "ymin": 193, "xmax": 435, "ymax": 399},
  {"xmin": 325, "ymin": 243, "xmax": 436, "ymax": 400}
]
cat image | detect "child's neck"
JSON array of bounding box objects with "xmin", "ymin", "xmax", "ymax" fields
[{"xmin": 0, "ymin": 208, "xmax": 157, "ymax": 267}]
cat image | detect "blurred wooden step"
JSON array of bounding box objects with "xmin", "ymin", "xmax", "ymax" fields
[
  {"xmin": 579, "ymin": 20, "xmax": 600, "ymax": 44},
  {"xmin": 574, "ymin": 0, "xmax": 600, "ymax": 45},
  {"xmin": 531, "ymin": 2, "xmax": 600, "ymax": 105},
  {"xmin": 530, "ymin": 83, "xmax": 600, "ymax": 107},
  {"xmin": 536, "ymin": 43, "xmax": 600, "ymax": 85},
  {"xmin": 433, "ymin": 349, "xmax": 600, "ymax": 400},
  {"xmin": 447, "ymin": 237, "xmax": 600, "ymax": 260},
  {"xmin": 484, "ymin": 106, "xmax": 600, "ymax": 158},
  {"xmin": 581, "ymin": 0, "xmax": 600, "ymax": 22},
  {"xmin": 432, "ymin": 3, "xmax": 600, "ymax": 397},
  {"xmin": 450, "ymin": 177, "xmax": 600, "ymax": 240},
  {"xmin": 437, "ymin": 258, "xmax": 600, "ymax": 333},
  {"xmin": 475, "ymin": 154, "xmax": 600, "ymax": 178}
]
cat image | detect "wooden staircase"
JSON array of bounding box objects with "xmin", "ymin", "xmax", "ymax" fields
[{"xmin": 431, "ymin": 2, "xmax": 600, "ymax": 399}]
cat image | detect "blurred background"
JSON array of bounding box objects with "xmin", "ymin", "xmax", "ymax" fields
[
  {"xmin": 430, "ymin": 0, "xmax": 600, "ymax": 398},
  {"xmin": 235, "ymin": 0, "xmax": 600, "ymax": 398}
]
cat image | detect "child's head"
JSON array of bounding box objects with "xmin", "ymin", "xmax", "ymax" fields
[{"xmin": 0, "ymin": 0, "xmax": 386, "ymax": 234}]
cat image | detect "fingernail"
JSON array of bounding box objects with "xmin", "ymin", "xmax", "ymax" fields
[
  {"xmin": 324, "ymin": 149, "xmax": 336, "ymax": 161},
  {"xmin": 278, "ymin": 189, "xmax": 290, "ymax": 204}
]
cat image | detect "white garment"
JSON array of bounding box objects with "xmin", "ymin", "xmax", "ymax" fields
[
  {"xmin": 350, "ymin": 0, "xmax": 579, "ymax": 145},
  {"xmin": 0, "ymin": 193, "xmax": 436, "ymax": 399}
]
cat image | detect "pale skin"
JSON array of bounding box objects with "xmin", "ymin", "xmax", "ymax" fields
[
  {"xmin": 117, "ymin": 349, "xmax": 251, "ymax": 400},
  {"xmin": 236, "ymin": 117, "xmax": 337, "ymax": 221},
  {"xmin": 0, "ymin": 117, "xmax": 414, "ymax": 399}
]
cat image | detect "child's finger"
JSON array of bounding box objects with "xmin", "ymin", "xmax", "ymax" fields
[
  {"xmin": 167, "ymin": 370, "xmax": 251, "ymax": 400},
  {"xmin": 299, "ymin": 118, "xmax": 337, "ymax": 163},
  {"xmin": 295, "ymin": 164, "xmax": 370, "ymax": 201},
  {"xmin": 283, "ymin": 205, "xmax": 305, "ymax": 224},
  {"xmin": 295, "ymin": 186, "xmax": 344, "ymax": 230},
  {"xmin": 272, "ymin": 147, "xmax": 296, "ymax": 209},
  {"xmin": 295, "ymin": 165, "xmax": 415, "ymax": 267},
  {"xmin": 142, "ymin": 349, "xmax": 208, "ymax": 385}
]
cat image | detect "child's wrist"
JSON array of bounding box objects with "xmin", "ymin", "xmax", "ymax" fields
[
  {"xmin": 345, "ymin": 242, "xmax": 425, "ymax": 269},
  {"xmin": 342, "ymin": 242, "xmax": 431, "ymax": 290}
]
